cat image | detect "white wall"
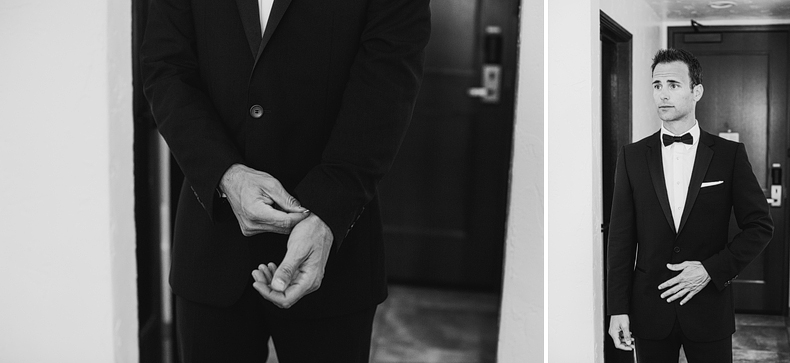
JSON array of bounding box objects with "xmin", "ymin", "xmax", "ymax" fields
[
  {"xmin": 547, "ymin": 0, "xmax": 601, "ymax": 361},
  {"xmin": 0, "ymin": 0, "xmax": 138, "ymax": 362},
  {"xmin": 497, "ymin": 0, "xmax": 544, "ymax": 361},
  {"xmin": 546, "ymin": 0, "xmax": 661, "ymax": 361}
]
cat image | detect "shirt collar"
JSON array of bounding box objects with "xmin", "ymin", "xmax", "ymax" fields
[{"xmin": 661, "ymin": 120, "xmax": 700, "ymax": 149}]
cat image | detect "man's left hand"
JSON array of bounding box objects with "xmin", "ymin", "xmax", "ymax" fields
[
  {"xmin": 251, "ymin": 213, "xmax": 334, "ymax": 309},
  {"xmin": 658, "ymin": 261, "xmax": 711, "ymax": 305}
]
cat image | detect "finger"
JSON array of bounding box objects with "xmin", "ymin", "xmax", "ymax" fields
[
  {"xmin": 613, "ymin": 331, "xmax": 633, "ymax": 351},
  {"xmin": 266, "ymin": 183, "xmax": 308, "ymax": 214},
  {"xmin": 258, "ymin": 269, "xmax": 313, "ymax": 309},
  {"xmin": 666, "ymin": 289, "xmax": 688, "ymax": 303},
  {"xmin": 609, "ymin": 322, "xmax": 632, "ymax": 351},
  {"xmin": 621, "ymin": 325, "xmax": 632, "ymax": 344},
  {"xmin": 258, "ymin": 263, "xmax": 274, "ymax": 284},
  {"xmin": 252, "ymin": 277, "xmax": 277, "ymax": 296},
  {"xmin": 658, "ymin": 276, "xmax": 680, "ymax": 290},
  {"xmin": 248, "ymin": 204, "xmax": 310, "ymax": 233},
  {"xmin": 253, "ymin": 280, "xmax": 288, "ymax": 306},
  {"xmin": 271, "ymin": 249, "xmax": 306, "ymax": 292},
  {"xmin": 251, "ymin": 269, "xmax": 266, "ymax": 283},
  {"xmin": 659, "ymin": 283, "xmax": 684, "ymax": 299},
  {"xmin": 277, "ymin": 279, "xmax": 312, "ymax": 309},
  {"xmin": 680, "ymin": 287, "xmax": 701, "ymax": 305},
  {"xmin": 612, "ymin": 336, "xmax": 628, "ymax": 350},
  {"xmin": 666, "ymin": 261, "xmax": 690, "ymax": 271}
]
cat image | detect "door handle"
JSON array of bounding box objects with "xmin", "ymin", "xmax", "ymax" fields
[
  {"xmin": 768, "ymin": 163, "xmax": 782, "ymax": 207},
  {"xmin": 467, "ymin": 26, "xmax": 502, "ymax": 104},
  {"xmin": 468, "ymin": 87, "xmax": 491, "ymax": 98}
]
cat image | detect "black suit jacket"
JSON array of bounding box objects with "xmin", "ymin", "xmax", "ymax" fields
[
  {"xmin": 141, "ymin": 0, "xmax": 430, "ymax": 318},
  {"xmin": 607, "ymin": 130, "xmax": 773, "ymax": 342}
]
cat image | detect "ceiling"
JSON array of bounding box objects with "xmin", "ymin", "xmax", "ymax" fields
[{"xmin": 647, "ymin": 0, "xmax": 790, "ymax": 21}]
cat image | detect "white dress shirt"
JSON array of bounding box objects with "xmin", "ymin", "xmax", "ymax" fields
[
  {"xmin": 258, "ymin": 0, "xmax": 274, "ymax": 35},
  {"xmin": 661, "ymin": 121, "xmax": 701, "ymax": 231}
]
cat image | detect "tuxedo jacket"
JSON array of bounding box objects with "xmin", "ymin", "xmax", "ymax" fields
[
  {"xmin": 141, "ymin": 0, "xmax": 430, "ymax": 319},
  {"xmin": 607, "ymin": 130, "xmax": 773, "ymax": 342}
]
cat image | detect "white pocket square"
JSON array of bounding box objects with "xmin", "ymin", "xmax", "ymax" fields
[{"xmin": 700, "ymin": 181, "xmax": 724, "ymax": 188}]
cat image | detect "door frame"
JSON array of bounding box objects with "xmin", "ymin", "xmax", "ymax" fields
[
  {"xmin": 601, "ymin": 10, "xmax": 634, "ymax": 363},
  {"xmin": 668, "ymin": 24, "xmax": 790, "ymax": 315}
]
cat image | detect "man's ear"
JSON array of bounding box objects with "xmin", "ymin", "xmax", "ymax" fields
[{"xmin": 693, "ymin": 84, "xmax": 704, "ymax": 102}]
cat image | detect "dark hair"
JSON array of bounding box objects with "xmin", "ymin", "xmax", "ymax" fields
[{"xmin": 651, "ymin": 48, "xmax": 703, "ymax": 89}]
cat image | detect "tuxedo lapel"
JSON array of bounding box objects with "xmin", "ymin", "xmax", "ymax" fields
[
  {"xmin": 647, "ymin": 132, "xmax": 676, "ymax": 234},
  {"xmin": 235, "ymin": 0, "xmax": 262, "ymax": 58},
  {"xmin": 677, "ymin": 131, "xmax": 714, "ymax": 236},
  {"xmin": 254, "ymin": 0, "xmax": 292, "ymax": 67}
]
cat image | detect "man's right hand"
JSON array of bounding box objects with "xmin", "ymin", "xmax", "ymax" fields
[
  {"xmin": 608, "ymin": 314, "xmax": 634, "ymax": 351},
  {"xmin": 220, "ymin": 164, "xmax": 310, "ymax": 236}
]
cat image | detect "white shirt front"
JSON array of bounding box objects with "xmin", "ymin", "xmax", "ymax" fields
[
  {"xmin": 258, "ymin": 0, "xmax": 274, "ymax": 36},
  {"xmin": 661, "ymin": 121, "xmax": 701, "ymax": 231}
]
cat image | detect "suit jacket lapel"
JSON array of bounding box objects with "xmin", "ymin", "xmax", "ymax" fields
[
  {"xmin": 677, "ymin": 131, "xmax": 714, "ymax": 236},
  {"xmin": 254, "ymin": 0, "xmax": 292, "ymax": 68},
  {"xmin": 235, "ymin": 0, "xmax": 262, "ymax": 58},
  {"xmin": 647, "ymin": 131, "xmax": 676, "ymax": 234}
]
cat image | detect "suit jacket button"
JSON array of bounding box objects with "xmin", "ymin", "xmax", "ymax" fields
[
  {"xmin": 249, "ymin": 105, "xmax": 264, "ymax": 119},
  {"xmin": 673, "ymin": 246, "xmax": 681, "ymax": 253}
]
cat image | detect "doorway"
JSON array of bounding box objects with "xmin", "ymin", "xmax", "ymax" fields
[
  {"xmin": 600, "ymin": 11, "xmax": 634, "ymax": 363},
  {"xmin": 669, "ymin": 25, "xmax": 790, "ymax": 315}
]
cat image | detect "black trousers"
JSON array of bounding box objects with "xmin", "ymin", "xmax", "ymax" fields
[
  {"xmin": 634, "ymin": 319, "xmax": 732, "ymax": 363},
  {"xmin": 175, "ymin": 281, "xmax": 377, "ymax": 363}
]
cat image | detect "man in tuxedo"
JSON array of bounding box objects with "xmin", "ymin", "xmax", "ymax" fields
[
  {"xmin": 606, "ymin": 48, "xmax": 773, "ymax": 362},
  {"xmin": 141, "ymin": 0, "xmax": 430, "ymax": 362}
]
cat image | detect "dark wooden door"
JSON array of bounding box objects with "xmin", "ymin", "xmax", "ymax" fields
[
  {"xmin": 670, "ymin": 26, "xmax": 789, "ymax": 314},
  {"xmin": 378, "ymin": 0, "xmax": 519, "ymax": 290}
]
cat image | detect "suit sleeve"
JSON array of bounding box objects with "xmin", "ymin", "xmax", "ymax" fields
[
  {"xmin": 141, "ymin": 0, "xmax": 244, "ymax": 221},
  {"xmin": 293, "ymin": 0, "xmax": 431, "ymax": 249},
  {"xmin": 607, "ymin": 146, "xmax": 638, "ymax": 315},
  {"xmin": 702, "ymin": 143, "xmax": 773, "ymax": 290}
]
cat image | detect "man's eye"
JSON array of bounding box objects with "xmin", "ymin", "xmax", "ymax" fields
[
  {"xmin": 653, "ymin": 84, "xmax": 661, "ymax": 90},
  {"xmin": 670, "ymin": 84, "xmax": 680, "ymax": 89}
]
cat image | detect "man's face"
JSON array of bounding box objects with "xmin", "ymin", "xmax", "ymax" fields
[{"xmin": 652, "ymin": 61, "xmax": 702, "ymax": 123}]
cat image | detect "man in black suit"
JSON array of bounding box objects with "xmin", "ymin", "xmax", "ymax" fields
[
  {"xmin": 606, "ymin": 48, "xmax": 773, "ymax": 362},
  {"xmin": 141, "ymin": 0, "xmax": 430, "ymax": 362}
]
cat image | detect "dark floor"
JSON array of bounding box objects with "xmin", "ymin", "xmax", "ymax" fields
[
  {"xmin": 369, "ymin": 285, "xmax": 500, "ymax": 363},
  {"xmin": 265, "ymin": 285, "xmax": 501, "ymax": 363},
  {"xmin": 263, "ymin": 288, "xmax": 790, "ymax": 363},
  {"xmin": 678, "ymin": 314, "xmax": 790, "ymax": 363}
]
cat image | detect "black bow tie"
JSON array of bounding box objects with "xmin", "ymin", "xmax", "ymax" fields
[{"xmin": 662, "ymin": 133, "xmax": 693, "ymax": 147}]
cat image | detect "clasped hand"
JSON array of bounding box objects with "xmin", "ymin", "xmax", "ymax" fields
[
  {"xmin": 658, "ymin": 261, "xmax": 711, "ymax": 305},
  {"xmin": 251, "ymin": 213, "xmax": 334, "ymax": 309},
  {"xmin": 221, "ymin": 164, "xmax": 310, "ymax": 236},
  {"xmin": 222, "ymin": 164, "xmax": 335, "ymax": 309}
]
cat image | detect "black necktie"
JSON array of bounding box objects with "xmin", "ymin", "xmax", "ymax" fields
[{"xmin": 662, "ymin": 133, "xmax": 693, "ymax": 147}]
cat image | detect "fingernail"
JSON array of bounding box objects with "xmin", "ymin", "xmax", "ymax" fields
[
  {"xmin": 272, "ymin": 278, "xmax": 286, "ymax": 292},
  {"xmin": 302, "ymin": 209, "xmax": 311, "ymax": 214}
]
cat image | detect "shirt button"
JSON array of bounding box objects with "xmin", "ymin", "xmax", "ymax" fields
[
  {"xmin": 249, "ymin": 105, "xmax": 264, "ymax": 119},
  {"xmin": 674, "ymin": 246, "xmax": 681, "ymax": 253}
]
